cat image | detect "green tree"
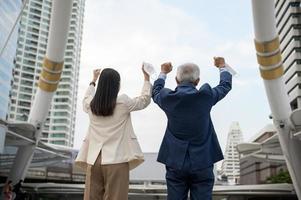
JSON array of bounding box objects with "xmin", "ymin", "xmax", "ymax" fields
[{"xmin": 266, "ymin": 169, "xmax": 292, "ymax": 184}]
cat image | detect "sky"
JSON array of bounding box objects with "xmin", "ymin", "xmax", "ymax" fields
[{"xmin": 74, "ymin": 0, "xmax": 272, "ymax": 162}]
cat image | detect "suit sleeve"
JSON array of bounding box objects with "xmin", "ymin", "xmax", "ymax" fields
[
  {"xmin": 152, "ymin": 78, "xmax": 167, "ymax": 108},
  {"xmin": 82, "ymin": 85, "xmax": 95, "ymax": 113},
  {"xmin": 124, "ymin": 81, "xmax": 152, "ymax": 112},
  {"xmin": 211, "ymin": 71, "xmax": 232, "ymax": 105}
]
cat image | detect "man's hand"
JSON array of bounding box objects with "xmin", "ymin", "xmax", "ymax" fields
[
  {"xmin": 142, "ymin": 64, "xmax": 150, "ymax": 81},
  {"xmin": 161, "ymin": 62, "xmax": 173, "ymax": 74},
  {"xmin": 214, "ymin": 57, "xmax": 225, "ymax": 68},
  {"xmin": 92, "ymin": 69, "xmax": 101, "ymax": 82}
]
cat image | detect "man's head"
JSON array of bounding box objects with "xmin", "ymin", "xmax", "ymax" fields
[{"xmin": 176, "ymin": 63, "xmax": 200, "ymax": 86}]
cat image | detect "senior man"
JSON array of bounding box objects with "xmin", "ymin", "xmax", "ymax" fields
[{"xmin": 152, "ymin": 57, "xmax": 232, "ymax": 200}]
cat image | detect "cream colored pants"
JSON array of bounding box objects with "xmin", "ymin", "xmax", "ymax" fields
[{"xmin": 84, "ymin": 153, "xmax": 129, "ymax": 200}]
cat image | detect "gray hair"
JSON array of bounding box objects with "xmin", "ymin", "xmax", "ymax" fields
[{"xmin": 176, "ymin": 63, "xmax": 200, "ymax": 83}]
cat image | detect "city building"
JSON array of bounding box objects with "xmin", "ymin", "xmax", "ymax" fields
[
  {"xmin": 8, "ymin": 0, "xmax": 85, "ymax": 147},
  {"xmin": 0, "ymin": 0, "xmax": 21, "ymax": 120},
  {"xmin": 275, "ymin": 0, "xmax": 301, "ymax": 110},
  {"xmin": 0, "ymin": 121, "xmax": 297, "ymax": 199},
  {"xmin": 221, "ymin": 122, "xmax": 244, "ymax": 184},
  {"xmin": 0, "ymin": 0, "xmax": 22, "ymax": 153},
  {"xmin": 239, "ymin": 124, "xmax": 287, "ymax": 185}
]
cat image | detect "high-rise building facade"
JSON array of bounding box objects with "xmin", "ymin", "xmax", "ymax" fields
[
  {"xmin": 8, "ymin": 0, "xmax": 85, "ymax": 147},
  {"xmin": 0, "ymin": 0, "xmax": 21, "ymax": 120},
  {"xmin": 221, "ymin": 122, "xmax": 244, "ymax": 184},
  {"xmin": 275, "ymin": 0, "xmax": 301, "ymax": 110}
]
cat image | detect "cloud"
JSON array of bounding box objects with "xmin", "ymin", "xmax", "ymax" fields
[{"xmin": 74, "ymin": 0, "xmax": 271, "ymax": 158}]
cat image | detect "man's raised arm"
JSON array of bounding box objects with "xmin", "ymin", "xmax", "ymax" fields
[
  {"xmin": 152, "ymin": 62, "xmax": 173, "ymax": 107},
  {"xmin": 211, "ymin": 57, "xmax": 232, "ymax": 105}
]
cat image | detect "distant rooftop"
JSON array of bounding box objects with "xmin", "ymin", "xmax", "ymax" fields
[
  {"xmin": 130, "ymin": 153, "xmax": 165, "ymax": 182},
  {"xmin": 249, "ymin": 123, "xmax": 276, "ymax": 142}
]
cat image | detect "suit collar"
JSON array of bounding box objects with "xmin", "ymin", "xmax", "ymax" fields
[{"xmin": 177, "ymin": 82, "xmax": 196, "ymax": 88}]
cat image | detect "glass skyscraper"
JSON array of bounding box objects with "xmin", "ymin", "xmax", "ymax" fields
[
  {"xmin": 0, "ymin": 0, "xmax": 21, "ymax": 120},
  {"xmin": 8, "ymin": 0, "xmax": 85, "ymax": 147}
]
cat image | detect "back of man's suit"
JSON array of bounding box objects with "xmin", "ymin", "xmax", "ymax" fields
[
  {"xmin": 152, "ymin": 69, "xmax": 232, "ymax": 171},
  {"xmin": 152, "ymin": 63, "xmax": 232, "ymax": 200}
]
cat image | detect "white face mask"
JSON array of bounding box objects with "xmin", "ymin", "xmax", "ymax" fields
[{"xmin": 143, "ymin": 62, "xmax": 157, "ymax": 80}]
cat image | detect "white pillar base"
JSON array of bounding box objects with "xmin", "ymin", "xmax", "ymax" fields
[
  {"xmin": 9, "ymin": 145, "xmax": 35, "ymax": 184},
  {"xmin": 0, "ymin": 126, "xmax": 7, "ymax": 154},
  {"xmin": 276, "ymin": 124, "xmax": 301, "ymax": 198}
]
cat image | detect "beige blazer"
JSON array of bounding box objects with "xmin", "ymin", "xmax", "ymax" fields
[{"xmin": 75, "ymin": 81, "xmax": 151, "ymax": 171}]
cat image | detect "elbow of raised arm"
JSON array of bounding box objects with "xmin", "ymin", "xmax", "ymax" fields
[
  {"xmin": 152, "ymin": 83, "xmax": 165, "ymax": 96},
  {"xmin": 151, "ymin": 87, "xmax": 161, "ymax": 98},
  {"xmin": 151, "ymin": 90, "xmax": 157, "ymax": 99},
  {"xmin": 138, "ymin": 96, "xmax": 151, "ymax": 110},
  {"xmin": 82, "ymin": 102, "xmax": 89, "ymax": 113},
  {"xmin": 227, "ymin": 82, "xmax": 232, "ymax": 91},
  {"xmin": 221, "ymin": 78, "xmax": 232, "ymax": 91},
  {"xmin": 145, "ymin": 96, "xmax": 152, "ymax": 108}
]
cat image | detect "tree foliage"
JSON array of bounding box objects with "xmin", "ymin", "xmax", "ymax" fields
[{"xmin": 266, "ymin": 169, "xmax": 292, "ymax": 184}]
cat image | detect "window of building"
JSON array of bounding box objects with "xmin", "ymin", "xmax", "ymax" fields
[
  {"xmin": 290, "ymin": 98, "xmax": 298, "ymax": 110},
  {"xmin": 51, "ymin": 133, "xmax": 66, "ymax": 138},
  {"xmin": 51, "ymin": 141, "xmax": 66, "ymax": 145}
]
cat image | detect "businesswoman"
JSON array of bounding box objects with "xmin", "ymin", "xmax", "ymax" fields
[{"xmin": 75, "ymin": 66, "xmax": 151, "ymax": 200}]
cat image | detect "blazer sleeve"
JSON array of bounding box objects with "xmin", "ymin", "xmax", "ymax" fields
[
  {"xmin": 152, "ymin": 78, "xmax": 167, "ymax": 108},
  {"xmin": 211, "ymin": 71, "xmax": 232, "ymax": 105},
  {"xmin": 83, "ymin": 85, "xmax": 95, "ymax": 113},
  {"xmin": 124, "ymin": 81, "xmax": 152, "ymax": 112}
]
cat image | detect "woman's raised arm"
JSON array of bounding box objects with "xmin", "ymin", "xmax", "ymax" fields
[
  {"xmin": 82, "ymin": 69, "xmax": 101, "ymax": 113},
  {"xmin": 124, "ymin": 65, "xmax": 152, "ymax": 112}
]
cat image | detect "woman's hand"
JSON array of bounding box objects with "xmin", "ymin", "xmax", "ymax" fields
[
  {"xmin": 92, "ymin": 69, "xmax": 101, "ymax": 82},
  {"xmin": 142, "ymin": 64, "xmax": 150, "ymax": 81}
]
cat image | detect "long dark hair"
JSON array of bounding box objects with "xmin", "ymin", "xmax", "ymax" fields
[{"xmin": 90, "ymin": 68, "xmax": 120, "ymax": 116}]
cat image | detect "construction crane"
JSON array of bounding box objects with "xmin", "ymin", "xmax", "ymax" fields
[{"xmin": 5, "ymin": 0, "xmax": 301, "ymax": 199}]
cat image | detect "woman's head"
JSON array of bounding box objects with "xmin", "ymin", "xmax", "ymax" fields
[{"xmin": 90, "ymin": 68, "xmax": 120, "ymax": 116}]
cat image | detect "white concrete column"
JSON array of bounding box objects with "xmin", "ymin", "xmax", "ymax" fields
[
  {"xmin": 8, "ymin": 0, "xmax": 74, "ymax": 183},
  {"xmin": 0, "ymin": 125, "xmax": 7, "ymax": 153},
  {"xmin": 252, "ymin": 0, "xmax": 301, "ymax": 198}
]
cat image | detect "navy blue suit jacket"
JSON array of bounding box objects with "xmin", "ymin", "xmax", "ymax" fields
[{"xmin": 152, "ymin": 71, "xmax": 232, "ymax": 170}]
